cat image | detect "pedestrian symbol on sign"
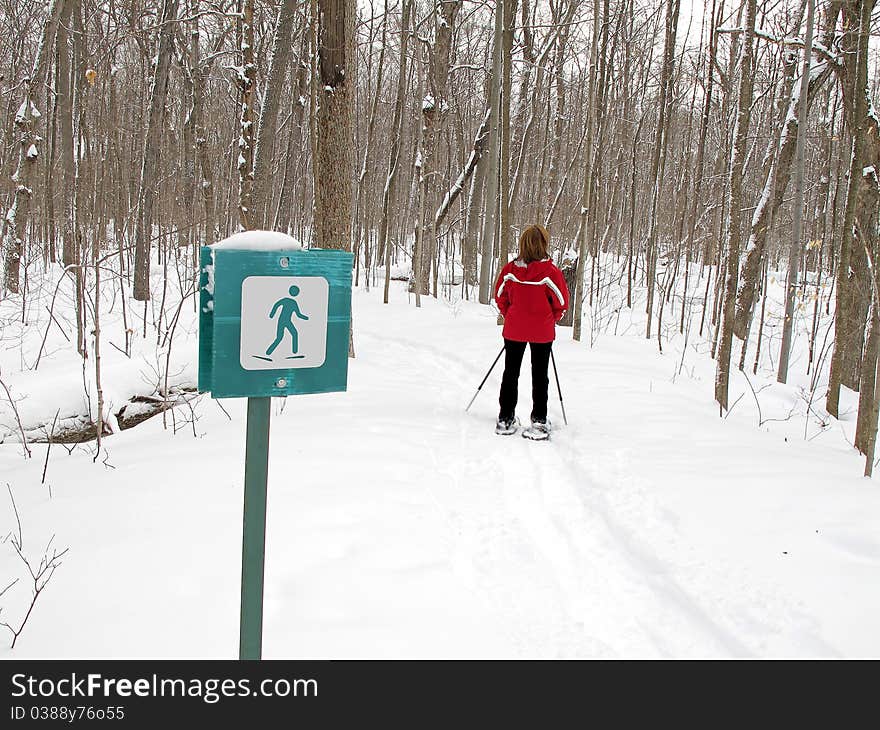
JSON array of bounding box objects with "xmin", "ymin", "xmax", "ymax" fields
[
  {"xmin": 264, "ymin": 285, "xmax": 310, "ymax": 359},
  {"xmin": 239, "ymin": 276, "xmax": 329, "ymax": 371}
]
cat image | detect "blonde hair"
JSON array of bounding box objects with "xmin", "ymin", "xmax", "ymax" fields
[{"xmin": 518, "ymin": 224, "xmax": 550, "ymax": 264}]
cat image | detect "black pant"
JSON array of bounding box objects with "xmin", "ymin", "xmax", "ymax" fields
[{"xmin": 498, "ymin": 339, "xmax": 552, "ymax": 423}]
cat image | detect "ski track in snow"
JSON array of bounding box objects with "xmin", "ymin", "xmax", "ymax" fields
[{"xmin": 360, "ymin": 322, "xmax": 828, "ymax": 657}]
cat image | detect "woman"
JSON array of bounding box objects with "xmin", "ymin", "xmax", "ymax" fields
[{"xmin": 493, "ymin": 224, "xmax": 570, "ymax": 440}]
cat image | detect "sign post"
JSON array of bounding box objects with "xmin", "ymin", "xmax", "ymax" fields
[
  {"xmin": 198, "ymin": 233, "xmax": 353, "ymax": 659},
  {"xmin": 240, "ymin": 396, "xmax": 270, "ymax": 660}
]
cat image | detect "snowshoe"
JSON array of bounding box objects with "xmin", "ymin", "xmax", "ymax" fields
[
  {"xmin": 495, "ymin": 416, "xmax": 519, "ymax": 436},
  {"xmin": 522, "ymin": 420, "xmax": 551, "ymax": 441}
]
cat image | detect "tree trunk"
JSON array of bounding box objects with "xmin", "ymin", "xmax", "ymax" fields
[
  {"xmin": 732, "ymin": 12, "xmax": 837, "ymax": 340},
  {"xmin": 478, "ymin": 0, "xmax": 503, "ymax": 305},
  {"xmin": 644, "ymin": 0, "xmax": 680, "ymax": 340},
  {"xmin": 275, "ymin": 37, "xmax": 309, "ymax": 234},
  {"xmin": 412, "ymin": 0, "xmax": 462, "ymax": 295},
  {"xmin": 463, "ymin": 153, "xmax": 486, "ymax": 293},
  {"xmin": 252, "ymin": 0, "xmax": 299, "ymax": 228},
  {"xmin": 133, "ymin": 0, "xmax": 177, "ymax": 301},
  {"xmin": 572, "ymin": 0, "xmax": 604, "ymax": 341},
  {"xmin": 840, "ymin": 0, "xmax": 880, "ymax": 455},
  {"xmin": 355, "ymin": 1, "xmax": 387, "ymax": 288},
  {"xmin": 856, "ymin": 304, "xmax": 880, "ymax": 454},
  {"xmin": 379, "ymin": 0, "xmax": 412, "ymax": 303},
  {"xmin": 435, "ymin": 109, "xmax": 491, "ymax": 230},
  {"xmin": 681, "ymin": 0, "xmax": 720, "ymax": 334},
  {"xmin": 715, "ymin": 0, "xmax": 756, "ymax": 411},
  {"xmin": 58, "ymin": 0, "xmax": 76, "ymax": 269},
  {"xmin": 238, "ymin": 0, "xmax": 256, "ymax": 230},
  {"xmin": 180, "ymin": 0, "xmax": 198, "ymax": 252},
  {"xmin": 777, "ymin": 0, "xmax": 815, "ymax": 383},
  {"xmin": 497, "ymin": 0, "xmax": 516, "ymax": 267},
  {"xmin": 543, "ymin": 0, "xmax": 576, "ymax": 225},
  {"xmin": 828, "ymin": 0, "xmax": 878, "ymax": 416},
  {"xmin": 315, "ymin": 0, "xmax": 356, "ymax": 250},
  {"xmin": 2, "ymin": 0, "xmax": 66, "ymax": 292}
]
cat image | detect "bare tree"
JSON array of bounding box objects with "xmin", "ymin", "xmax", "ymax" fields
[
  {"xmin": 643, "ymin": 0, "xmax": 680, "ymax": 340},
  {"xmin": 133, "ymin": 0, "xmax": 178, "ymax": 301},
  {"xmin": 252, "ymin": 0, "xmax": 300, "ymax": 228},
  {"xmin": 238, "ymin": 0, "xmax": 256, "ymax": 230},
  {"xmin": 715, "ymin": 0, "xmax": 756, "ymax": 411},
  {"xmin": 777, "ymin": 0, "xmax": 816, "ymax": 383},
  {"xmin": 379, "ymin": 0, "xmax": 413, "ymax": 303},
  {"xmin": 478, "ymin": 0, "xmax": 503, "ymax": 305},
  {"xmin": 1, "ymin": 0, "xmax": 65, "ymax": 293},
  {"xmin": 315, "ymin": 0, "xmax": 356, "ymax": 250}
]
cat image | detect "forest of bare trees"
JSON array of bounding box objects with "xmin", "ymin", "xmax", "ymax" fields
[{"xmin": 1, "ymin": 0, "xmax": 879, "ymax": 468}]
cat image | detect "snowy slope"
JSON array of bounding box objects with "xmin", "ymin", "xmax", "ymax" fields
[{"xmin": 1, "ymin": 276, "xmax": 879, "ymax": 658}]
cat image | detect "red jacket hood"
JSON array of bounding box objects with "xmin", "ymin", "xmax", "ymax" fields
[{"xmin": 506, "ymin": 258, "xmax": 556, "ymax": 281}]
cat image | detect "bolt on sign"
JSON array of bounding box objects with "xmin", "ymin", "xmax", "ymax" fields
[
  {"xmin": 199, "ymin": 232, "xmax": 353, "ymax": 397},
  {"xmin": 197, "ymin": 231, "xmax": 353, "ymax": 661}
]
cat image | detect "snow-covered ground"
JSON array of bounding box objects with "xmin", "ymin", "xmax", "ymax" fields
[{"xmin": 1, "ymin": 260, "xmax": 878, "ymax": 658}]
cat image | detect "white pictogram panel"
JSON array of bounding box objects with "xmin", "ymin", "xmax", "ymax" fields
[{"xmin": 239, "ymin": 276, "xmax": 329, "ymax": 370}]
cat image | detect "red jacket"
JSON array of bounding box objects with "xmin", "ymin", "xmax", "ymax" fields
[{"xmin": 494, "ymin": 258, "xmax": 570, "ymax": 343}]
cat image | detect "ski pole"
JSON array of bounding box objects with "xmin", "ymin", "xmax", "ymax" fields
[
  {"xmin": 465, "ymin": 345, "xmax": 505, "ymax": 412},
  {"xmin": 550, "ymin": 349, "xmax": 568, "ymax": 425}
]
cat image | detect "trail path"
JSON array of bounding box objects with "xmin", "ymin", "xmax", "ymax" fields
[{"xmin": 1, "ymin": 287, "xmax": 876, "ymax": 657}]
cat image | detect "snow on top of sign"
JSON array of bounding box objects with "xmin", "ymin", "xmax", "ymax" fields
[{"xmin": 210, "ymin": 230, "xmax": 304, "ymax": 251}]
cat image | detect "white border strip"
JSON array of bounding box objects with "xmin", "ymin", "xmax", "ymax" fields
[{"xmin": 496, "ymin": 273, "xmax": 565, "ymax": 306}]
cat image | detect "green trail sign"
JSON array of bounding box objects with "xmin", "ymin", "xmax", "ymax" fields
[
  {"xmin": 199, "ymin": 245, "xmax": 353, "ymax": 398},
  {"xmin": 198, "ymin": 235, "xmax": 353, "ymax": 660}
]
